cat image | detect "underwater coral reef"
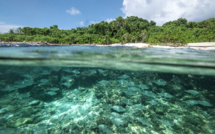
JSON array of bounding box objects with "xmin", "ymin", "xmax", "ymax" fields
[{"xmin": 0, "ymin": 66, "xmax": 215, "ymax": 134}]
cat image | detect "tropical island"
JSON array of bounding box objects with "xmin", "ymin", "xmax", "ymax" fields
[{"xmin": 0, "ymin": 16, "xmax": 214, "ymax": 46}]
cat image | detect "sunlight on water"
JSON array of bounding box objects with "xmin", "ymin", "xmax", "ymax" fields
[{"xmin": 0, "ymin": 45, "xmax": 215, "ymax": 133}]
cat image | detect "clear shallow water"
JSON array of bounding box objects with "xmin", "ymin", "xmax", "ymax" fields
[
  {"xmin": 0, "ymin": 43, "xmax": 215, "ymax": 134},
  {"xmin": 0, "ymin": 43, "xmax": 215, "ymax": 76}
]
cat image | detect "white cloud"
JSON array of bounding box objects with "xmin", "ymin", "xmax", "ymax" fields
[
  {"xmin": 90, "ymin": 21, "xmax": 99, "ymax": 24},
  {"xmin": 80, "ymin": 21, "xmax": 84, "ymax": 26},
  {"xmin": 66, "ymin": 7, "xmax": 81, "ymax": 15},
  {"xmin": 90, "ymin": 18, "xmax": 115, "ymax": 25},
  {"xmin": 105, "ymin": 18, "xmax": 115, "ymax": 23},
  {"xmin": 121, "ymin": 0, "xmax": 215, "ymax": 25},
  {"xmin": 0, "ymin": 22, "xmax": 22, "ymax": 33},
  {"xmin": 0, "ymin": 22, "xmax": 5, "ymax": 25}
]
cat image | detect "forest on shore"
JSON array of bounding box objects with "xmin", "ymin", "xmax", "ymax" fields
[{"xmin": 0, "ymin": 16, "xmax": 214, "ymax": 45}]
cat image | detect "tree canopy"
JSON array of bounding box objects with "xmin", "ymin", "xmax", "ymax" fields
[{"xmin": 0, "ymin": 16, "xmax": 214, "ymax": 45}]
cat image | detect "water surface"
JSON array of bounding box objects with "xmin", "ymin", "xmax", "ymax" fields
[{"xmin": 0, "ymin": 43, "xmax": 215, "ymax": 133}]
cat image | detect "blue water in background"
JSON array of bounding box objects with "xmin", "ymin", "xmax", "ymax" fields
[{"xmin": 0, "ymin": 43, "xmax": 215, "ymax": 134}]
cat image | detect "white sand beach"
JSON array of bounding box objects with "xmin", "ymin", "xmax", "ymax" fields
[
  {"xmin": 96, "ymin": 42, "xmax": 215, "ymax": 50},
  {"xmin": 2, "ymin": 42, "xmax": 215, "ymax": 50}
]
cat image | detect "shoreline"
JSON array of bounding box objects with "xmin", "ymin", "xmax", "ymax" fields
[
  {"xmin": 1, "ymin": 41, "xmax": 215, "ymax": 50},
  {"xmin": 95, "ymin": 42, "xmax": 215, "ymax": 50}
]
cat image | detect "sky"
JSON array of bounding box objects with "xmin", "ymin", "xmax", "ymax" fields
[{"xmin": 0, "ymin": 0, "xmax": 215, "ymax": 33}]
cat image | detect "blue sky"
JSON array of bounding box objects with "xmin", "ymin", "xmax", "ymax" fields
[
  {"xmin": 0, "ymin": 0, "xmax": 123, "ymax": 33},
  {"xmin": 0, "ymin": 0, "xmax": 215, "ymax": 33}
]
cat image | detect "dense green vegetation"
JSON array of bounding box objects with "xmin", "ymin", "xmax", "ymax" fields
[{"xmin": 0, "ymin": 16, "xmax": 215, "ymax": 45}]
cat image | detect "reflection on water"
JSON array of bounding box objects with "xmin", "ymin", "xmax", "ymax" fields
[
  {"xmin": 0, "ymin": 66, "xmax": 215, "ymax": 134},
  {"xmin": 0, "ymin": 45, "xmax": 215, "ymax": 133}
]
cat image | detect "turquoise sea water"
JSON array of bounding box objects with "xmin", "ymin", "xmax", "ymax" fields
[{"xmin": 0, "ymin": 43, "xmax": 215, "ymax": 134}]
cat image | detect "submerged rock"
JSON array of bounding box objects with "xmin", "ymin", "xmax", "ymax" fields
[
  {"xmin": 111, "ymin": 112, "xmax": 121, "ymax": 118},
  {"xmin": 129, "ymin": 87, "xmax": 140, "ymax": 92},
  {"xmin": 14, "ymin": 118, "xmax": 34, "ymax": 127},
  {"xmin": 111, "ymin": 118, "xmax": 125, "ymax": 126},
  {"xmin": 157, "ymin": 119, "xmax": 174, "ymax": 127},
  {"xmin": 41, "ymin": 70, "xmax": 51, "ymax": 75},
  {"xmin": 45, "ymin": 91, "xmax": 57, "ymax": 96},
  {"xmin": 0, "ymin": 128, "xmax": 17, "ymax": 134},
  {"xmin": 111, "ymin": 106, "xmax": 126, "ymax": 113},
  {"xmin": 0, "ymin": 108, "xmax": 8, "ymax": 114},
  {"xmin": 118, "ymin": 80, "xmax": 129, "ymax": 87},
  {"xmin": 148, "ymin": 100, "xmax": 159, "ymax": 105},
  {"xmin": 185, "ymin": 100, "xmax": 213, "ymax": 107},
  {"xmin": 1, "ymin": 86, "xmax": 16, "ymax": 92},
  {"xmin": 119, "ymin": 74, "xmax": 130, "ymax": 79},
  {"xmin": 142, "ymin": 91, "xmax": 157, "ymax": 98},
  {"xmin": 1, "ymin": 79, "xmax": 34, "ymax": 92},
  {"xmin": 72, "ymin": 70, "xmax": 80, "ymax": 74},
  {"xmin": 123, "ymin": 90, "xmax": 136, "ymax": 96},
  {"xmin": 185, "ymin": 90, "xmax": 200, "ymax": 95},
  {"xmin": 39, "ymin": 79, "xmax": 49, "ymax": 83},
  {"xmin": 98, "ymin": 80, "xmax": 109, "ymax": 86},
  {"xmin": 133, "ymin": 104, "xmax": 146, "ymax": 110},
  {"xmin": 153, "ymin": 79, "xmax": 167, "ymax": 86},
  {"xmin": 138, "ymin": 84, "xmax": 149, "ymax": 90},
  {"xmin": 198, "ymin": 101, "xmax": 213, "ymax": 107},
  {"xmin": 98, "ymin": 124, "xmax": 112, "ymax": 133},
  {"xmin": 28, "ymin": 100, "xmax": 41, "ymax": 106},
  {"xmin": 128, "ymin": 104, "xmax": 146, "ymax": 112},
  {"xmin": 185, "ymin": 100, "xmax": 199, "ymax": 106},
  {"xmin": 30, "ymin": 86, "xmax": 62, "ymax": 101},
  {"xmin": 155, "ymin": 106, "xmax": 165, "ymax": 115},
  {"xmin": 136, "ymin": 117, "xmax": 150, "ymax": 126},
  {"xmin": 45, "ymin": 87, "xmax": 60, "ymax": 96},
  {"xmin": 62, "ymin": 82, "xmax": 72, "ymax": 88},
  {"xmin": 159, "ymin": 92, "xmax": 173, "ymax": 98}
]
